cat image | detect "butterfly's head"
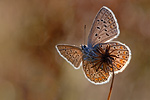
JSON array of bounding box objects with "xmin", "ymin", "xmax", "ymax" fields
[
  {"xmin": 81, "ymin": 44, "xmax": 90, "ymax": 55},
  {"xmin": 81, "ymin": 44, "xmax": 87, "ymax": 50}
]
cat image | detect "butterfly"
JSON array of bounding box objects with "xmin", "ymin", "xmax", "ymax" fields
[{"xmin": 55, "ymin": 6, "xmax": 131, "ymax": 85}]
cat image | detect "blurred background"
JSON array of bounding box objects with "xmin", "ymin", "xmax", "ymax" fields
[{"xmin": 0, "ymin": 0, "xmax": 149, "ymax": 100}]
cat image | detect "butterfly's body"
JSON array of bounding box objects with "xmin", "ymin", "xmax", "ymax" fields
[
  {"xmin": 82, "ymin": 43, "xmax": 118, "ymax": 73},
  {"xmin": 56, "ymin": 6, "xmax": 131, "ymax": 85},
  {"xmin": 81, "ymin": 45, "xmax": 98, "ymax": 62}
]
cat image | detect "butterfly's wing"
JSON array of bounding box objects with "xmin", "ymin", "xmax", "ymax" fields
[
  {"xmin": 88, "ymin": 6, "xmax": 120, "ymax": 47},
  {"xmin": 83, "ymin": 60, "xmax": 111, "ymax": 85},
  {"xmin": 55, "ymin": 44, "xmax": 83, "ymax": 69},
  {"xmin": 99, "ymin": 41, "xmax": 131, "ymax": 74},
  {"xmin": 82, "ymin": 41, "xmax": 131, "ymax": 84}
]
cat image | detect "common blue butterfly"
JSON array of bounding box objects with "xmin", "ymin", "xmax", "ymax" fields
[{"xmin": 55, "ymin": 6, "xmax": 131, "ymax": 85}]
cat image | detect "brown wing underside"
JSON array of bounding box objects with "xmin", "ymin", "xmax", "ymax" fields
[
  {"xmin": 82, "ymin": 60, "xmax": 111, "ymax": 84},
  {"xmin": 82, "ymin": 41, "xmax": 131, "ymax": 84},
  {"xmin": 99, "ymin": 41, "xmax": 131, "ymax": 73},
  {"xmin": 88, "ymin": 6, "xmax": 119, "ymax": 47},
  {"xmin": 56, "ymin": 44, "xmax": 83, "ymax": 69}
]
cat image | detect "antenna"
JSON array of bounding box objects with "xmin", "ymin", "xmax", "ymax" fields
[{"xmin": 84, "ymin": 25, "xmax": 86, "ymax": 45}]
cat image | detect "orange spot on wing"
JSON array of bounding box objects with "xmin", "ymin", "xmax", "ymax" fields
[
  {"xmin": 117, "ymin": 64, "xmax": 120, "ymax": 68},
  {"xmin": 123, "ymin": 51, "xmax": 126, "ymax": 54},
  {"xmin": 110, "ymin": 25, "xmax": 113, "ymax": 28},
  {"xmin": 110, "ymin": 68, "xmax": 113, "ymax": 71},
  {"xmin": 109, "ymin": 20, "xmax": 112, "ymax": 23},
  {"xmin": 102, "ymin": 76, "xmax": 105, "ymax": 79},
  {"xmin": 122, "ymin": 55, "xmax": 126, "ymax": 59},
  {"xmin": 86, "ymin": 74, "xmax": 90, "ymax": 77},
  {"xmin": 120, "ymin": 59, "xmax": 124, "ymax": 64},
  {"xmin": 98, "ymin": 78, "xmax": 102, "ymax": 80},
  {"xmin": 120, "ymin": 46, "xmax": 123, "ymax": 49},
  {"xmin": 108, "ymin": 16, "xmax": 111, "ymax": 19},
  {"xmin": 95, "ymin": 78, "xmax": 98, "ymax": 81},
  {"xmin": 106, "ymin": 73, "xmax": 109, "ymax": 75}
]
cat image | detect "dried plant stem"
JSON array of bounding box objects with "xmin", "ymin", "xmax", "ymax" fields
[{"xmin": 107, "ymin": 69, "xmax": 114, "ymax": 100}]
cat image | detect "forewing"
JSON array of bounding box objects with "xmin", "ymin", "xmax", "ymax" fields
[
  {"xmin": 88, "ymin": 6, "xmax": 120, "ymax": 47},
  {"xmin": 99, "ymin": 41, "xmax": 131, "ymax": 74},
  {"xmin": 56, "ymin": 44, "xmax": 83, "ymax": 69},
  {"xmin": 82, "ymin": 60, "xmax": 111, "ymax": 85}
]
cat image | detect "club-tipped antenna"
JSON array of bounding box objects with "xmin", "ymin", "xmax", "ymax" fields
[{"xmin": 84, "ymin": 25, "xmax": 86, "ymax": 45}]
